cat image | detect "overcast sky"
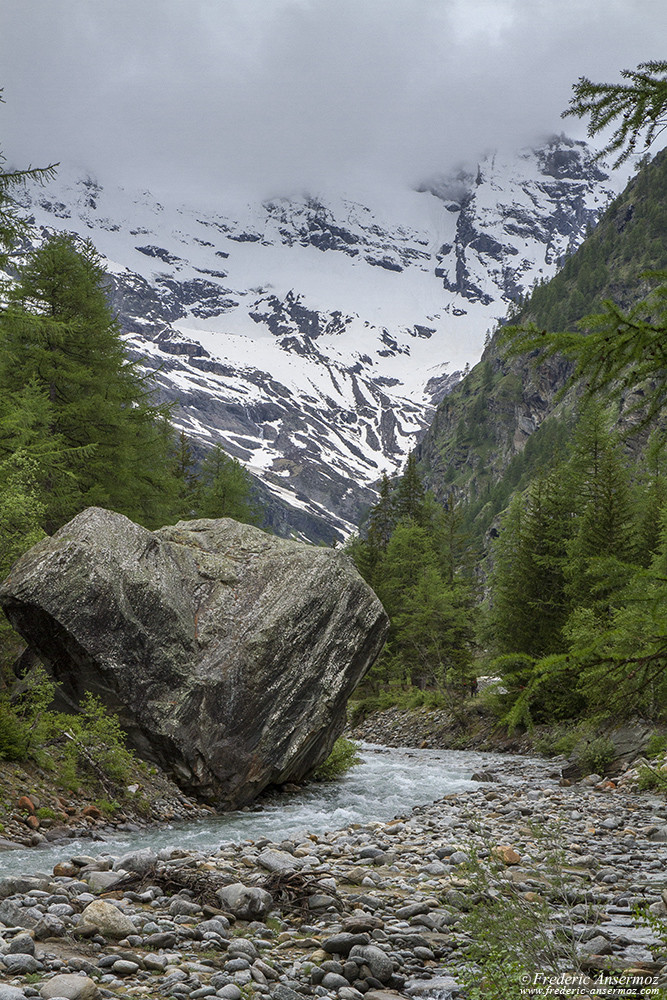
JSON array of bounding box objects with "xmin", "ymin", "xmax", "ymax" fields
[{"xmin": 1, "ymin": 0, "xmax": 666, "ymax": 200}]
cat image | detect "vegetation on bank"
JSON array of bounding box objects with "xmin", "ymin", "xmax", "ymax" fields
[
  {"xmin": 350, "ymin": 61, "xmax": 667, "ymax": 747},
  {"xmin": 0, "ymin": 664, "xmax": 152, "ymax": 819},
  {"xmin": 311, "ymin": 737, "xmax": 362, "ymax": 781}
]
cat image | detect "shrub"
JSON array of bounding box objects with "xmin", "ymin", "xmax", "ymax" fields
[
  {"xmin": 311, "ymin": 737, "xmax": 362, "ymax": 781},
  {"xmin": 0, "ymin": 701, "xmax": 29, "ymax": 760},
  {"xmin": 35, "ymin": 806, "xmax": 57, "ymax": 820},
  {"xmin": 646, "ymin": 731, "xmax": 667, "ymax": 758},
  {"xmin": 457, "ymin": 827, "xmax": 595, "ymax": 997},
  {"xmin": 576, "ymin": 735, "xmax": 615, "ymax": 775},
  {"xmin": 49, "ymin": 693, "xmax": 139, "ymax": 791}
]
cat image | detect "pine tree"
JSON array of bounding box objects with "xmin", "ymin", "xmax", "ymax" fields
[
  {"xmin": 395, "ymin": 454, "xmax": 426, "ymax": 523},
  {"xmin": 562, "ymin": 60, "xmax": 667, "ymax": 166},
  {"xmin": 488, "ymin": 471, "xmax": 572, "ymax": 660},
  {"xmin": 366, "ymin": 473, "xmax": 396, "ymax": 550},
  {"xmin": 564, "ymin": 408, "xmax": 638, "ymax": 614},
  {"xmin": 0, "ymin": 233, "xmax": 178, "ymax": 529},
  {"xmin": 196, "ymin": 444, "xmax": 260, "ymax": 524},
  {"xmin": 172, "ymin": 430, "xmax": 199, "ymax": 519}
]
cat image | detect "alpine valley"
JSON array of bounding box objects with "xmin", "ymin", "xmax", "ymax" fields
[{"xmin": 15, "ymin": 135, "xmax": 618, "ymax": 540}]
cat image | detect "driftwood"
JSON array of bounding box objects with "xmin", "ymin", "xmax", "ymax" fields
[
  {"xmin": 111, "ymin": 862, "xmax": 346, "ymax": 917},
  {"xmin": 111, "ymin": 862, "xmax": 237, "ymax": 909},
  {"xmin": 258, "ymin": 870, "xmax": 345, "ymax": 915}
]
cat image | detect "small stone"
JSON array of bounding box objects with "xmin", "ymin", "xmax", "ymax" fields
[
  {"xmin": 34, "ymin": 913, "xmax": 66, "ymax": 939},
  {"xmin": 7, "ymin": 933, "xmax": 36, "ymax": 955},
  {"xmin": 81, "ymin": 805, "xmax": 102, "ymax": 819},
  {"xmin": 322, "ymin": 972, "xmax": 349, "ymax": 989},
  {"xmin": 2, "ymin": 953, "xmax": 42, "ymax": 973},
  {"xmin": 216, "ymin": 884, "xmax": 273, "ymax": 921},
  {"xmin": 0, "ymin": 986, "xmax": 29, "ymax": 1000},
  {"xmin": 348, "ymin": 945, "xmax": 393, "ymax": 983},
  {"xmin": 53, "ymin": 862, "xmax": 79, "ymax": 877},
  {"xmin": 491, "ymin": 845, "xmax": 521, "ymax": 865},
  {"xmin": 217, "ymin": 987, "xmax": 242, "ymax": 1000},
  {"xmin": 112, "ymin": 959, "xmax": 140, "ymax": 975}
]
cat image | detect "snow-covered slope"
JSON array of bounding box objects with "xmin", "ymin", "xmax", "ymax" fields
[{"xmin": 16, "ymin": 136, "xmax": 615, "ymax": 539}]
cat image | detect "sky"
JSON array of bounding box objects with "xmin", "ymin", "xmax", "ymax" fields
[{"xmin": 1, "ymin": 0, "xmax": 666, "ymax": 201}]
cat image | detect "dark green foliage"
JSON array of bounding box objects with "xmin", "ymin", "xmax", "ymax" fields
[
  {"xmin": 487, "ymin": 471, "xmax": 572, "ymax": 660},
  {"xmin": 349, "ymin": 459, "xmax": 475, "ymax": 699},
  {"xmin": 194, "ymin": 444, "xmax": 261, "ymax": 524},
  {"xmin": 486, "ymin": 403, "xmax": 667, "ymax": 726},
  {"xmin": 0, "ymin": 234, "xmax": 180, "ymax": 530},
  {"xmin": 311, "ymin": 737, "xmax": 362, "ymax": 781},
  {"xmin": 563, "ymin": 60, "xmax": 667, "ymax": 166},
  {"xmin": 47, "ymin": 692, "xmax": 139, "ymax": 789}
]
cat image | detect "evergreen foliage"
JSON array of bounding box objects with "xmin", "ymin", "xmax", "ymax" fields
[
  {"xmin": 481, "ymin": 65, "xmax": 667, "ymax": 730},
  {"xmin": 195, "ymin": 444, "xmax": 261, "ymax": 524},
  {"xmin": 348, "ymin": 459, "xmax": 476, "ymax": 700},
  {"xmin": 563, "ymin": 60, "xmax": 667, "ymax": 166},
  {"xmin": 486, "ymin": 405, "xmax": 667, "ymax": 727},
  {"xmin": 0, "ymin": 233, "xmax": 180, "ymax": 530}
]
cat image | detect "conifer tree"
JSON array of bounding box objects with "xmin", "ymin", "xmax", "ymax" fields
[
  {"xmin": 488, "ymin": 471, "xmax": 572, "ymax": 660},
  {"xmin": 366, "ymin": 473, "xmax": 396, "ymax": 550},
  {"xmin": 563, "ymin": 60, "xmax": 667, "ymax": 166},
  {"xmin": 196, "ymin": 444, "xmax": 260, "ymax": 524},
  {"xmin": 0, "ymin": 233, "xmax": 178, "ymax": 529},
  {"xmin": 395, "ymin": 454, "xmax": 426, "ymax": 523}
]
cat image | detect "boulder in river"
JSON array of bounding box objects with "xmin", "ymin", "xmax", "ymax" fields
[{"xmin": 0, "ymin": 508, "xmax": 388, "ymax": 806}]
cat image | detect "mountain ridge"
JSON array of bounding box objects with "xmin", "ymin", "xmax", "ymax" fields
[{"xmin": 13, "ymin": 135, "xmax": 617, "ymax": 539}]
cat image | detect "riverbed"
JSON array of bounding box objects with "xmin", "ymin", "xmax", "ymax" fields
[{"xmin": 1, "ymin": 742, "xmax": 665, "ymax": 999}]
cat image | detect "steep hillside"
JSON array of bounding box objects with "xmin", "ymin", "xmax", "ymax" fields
[{"xmin": 416, "ymin": 148, "xmax": 667, "ymax": 544}]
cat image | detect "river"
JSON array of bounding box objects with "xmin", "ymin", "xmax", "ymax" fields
[{"xmin": 0, "ymin": 743, "xmax": 550, "ymax": 879}]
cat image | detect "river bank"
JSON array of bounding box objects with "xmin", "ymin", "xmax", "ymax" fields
[
  {"xmin": 0, "ymin": 746, "xmax": 666, "ymax": 1000},
  {"xmin": 0, "ymin": 759, "xmax": 212, "ymax": 852}
]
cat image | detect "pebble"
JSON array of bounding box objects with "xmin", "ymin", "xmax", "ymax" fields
[{"xmin": 0, "ymin": 748, "xmax": 664, "ymax": 999}]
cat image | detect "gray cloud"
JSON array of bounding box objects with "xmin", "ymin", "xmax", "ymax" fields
[{"xmin": 1, "ymin": 0, "xmax": 666, "ymax": 198}]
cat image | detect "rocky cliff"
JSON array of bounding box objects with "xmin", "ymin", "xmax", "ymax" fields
[{"xmin": 0, "ymin": 509, "xmax": 389, "ymax": 807}]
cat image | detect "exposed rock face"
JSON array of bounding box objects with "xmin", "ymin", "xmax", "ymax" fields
[{"xmin": 0, "ymin": 508, "xmax": 388, "ymax": 806}]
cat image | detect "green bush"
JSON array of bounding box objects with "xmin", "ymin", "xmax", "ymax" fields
[
  {"xmin": 0, "ymin": 702, "xmax": 29, "ymax": 760},
  {"xmin": 47, "ymin": 692, "xmax": 139, "ymax": 790},
  {"xmin": 311, "ymin": 737, "xmax": 362, "ymax": 781},
  {"xmin": 646, "ymin": 731, "xmax": 667, "ymax": 758},
  {"xmin": 576, "ymin": 735, "xmax": 615, "ymax": 775},
  {"xmin": 637, "ymin": 758, "xmax": 667, "ymax": 791}
]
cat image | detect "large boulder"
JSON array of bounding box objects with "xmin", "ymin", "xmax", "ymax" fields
[{"xmin": 0, "ymin": 508, "xmax": 388, "ymax": 806}]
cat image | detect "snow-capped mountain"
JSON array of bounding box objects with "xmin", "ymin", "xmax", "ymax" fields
[{"xmin": 16, "ymin": 136, "xmax": 615, "ymax": 540}]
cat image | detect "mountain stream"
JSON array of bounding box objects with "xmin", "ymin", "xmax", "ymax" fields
[{"xmin": 0, "ymin": 744, "xmax": 549, "ymax": 879}]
